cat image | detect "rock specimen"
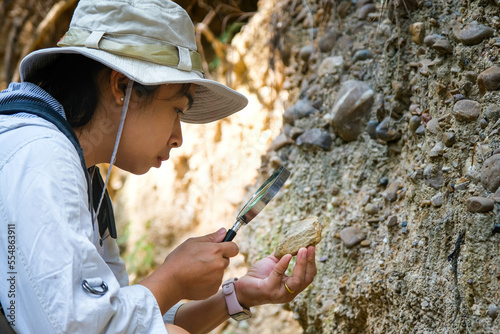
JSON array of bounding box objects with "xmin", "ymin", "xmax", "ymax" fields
[
  {"xmin": 331, "ymin": 80, "xmax": 374, "ymax": 142},
  {"xmin": 274, "ymin": 217, "xmax": 322, "ymax": 258}
]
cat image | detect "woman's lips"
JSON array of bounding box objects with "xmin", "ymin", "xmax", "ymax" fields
[{"xmin": 156, "ymin": 155, "xmax": 169, "ymax": 168}]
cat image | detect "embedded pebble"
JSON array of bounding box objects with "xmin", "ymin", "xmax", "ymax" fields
[
  {"xmin": 339, "ymin": 226, "xmax": 366, "ymax": 248},
  {"xmin": 271, "ymin": 133, "xmax": 294, "ymax": 151},
  {"xmin": 352, "ymin": 49, "xmax": 373, "ymax": 63},
  {"xmin": 376, "ymin": 118, "xmax": 401, "ymax": 142},
  {"xmin": 432, "ymin": 39, "xmax": 453, "ymax": 54},
  {"xmin": 443, "ymin": 132, "xmax": 456, "ymax": 147},
  {"xmin": 409, "ymin": 115, "xmax": 421, "ymax": 132},
  {"xmin": 477, "ymin": 66, "xmax": 500, "ymax": 95},
  {"xmin": 366, "ymin": 120, "xmax": 378, "ymax": 139},
  {"xmin": 426, "ymin": 117, "xmax": 441, "ymax": 134},
  {"xmin": 296, "ymin": 128, "xmax": 333, "ymax": 151},
  {"xmin": 488, "ymin": 304, "xmax": 499, "ymax": 321},
  {"xmin": 409, "ymin": 22, "xmax": 425, "ymax": 45},
  {"xmin": 319, "ymin": 31, "xmax": 338, "ymax": 53},
  {"xmin": 284, "ymin": 99, "xmax": 319, "ymax": 124},
  {"xmin": 360, "ymin": 240, "xmax": 371, "ymax": 247},
  {"xmin": 494, "ymin": 188, "xmax": 500, "ymax": 203},
  {"xmin": 330, "ymin": 185, "xmax": 340, "ymax": 195},
  {"xmin": 418, "ymin": 59, "xmax": 433, "ymax": 76},
  {"xmin": 454, "ymin": 180, "xmax": 470, "ymax": 191},
  {"xmin": 485, "ymin": 104, "xmax": 500, "ymax": 123},
  {"xmin": 382, "ymin": 180, "xmax": 400, "ymax": 202},
  {"xmin": 429, "ymin": 142, "xmax": 445, "ymax": 157},
  {"xmin": 357, "ymin": 3, "xmax": 376, "ymax": 20},
  {"xmin": 463, "ymin": 71, "xmax": 478, "ymax": 82},
  {"xmin": 453, "ymin": 100, "xmax": 480, "ymax": 122},
  {"xmin": 331, "ymin": 80, "xmax": 374, "ymax": 142},
  {"xmin": 387, "ymin": 215, "xmax": 398, "ymax": 227},
  {"xmin": 424, "ymin": 164, "xmax": 444, "ymax": 189},
  {"xmin": 480, "ymin": 118, "xmax": 488, "ymax": 129},
  {"xmin": 365, "ymin": 203, "xmax": 379, "ymax": 215},
  {"xmin": 423, "ymin": 34, "xmax": 446, "ymax": 46},
  {"xmin": 455, "ymin": 21, "xmax": 494, "ymax": 46},
  {"xmin": 299, "ymin": 45, "xmax": 316, "ymax": 61},
  {"xmin": 318, "ymin": 56, "xmax": 344, "ymax": 76},
  {"xmin": 289, "ymin": 127, "xmax": 304, "ymax": 140},
  {"xmin": 466, "ymin": 196, "xmax": 495, "ymax": 213},
  {"xmin": 431, "ymin": 192, "xmax": 444, "ymax": 207},
  {"xmin": 337, "ymin": 1, "xmax": 351, "ymax": 18},
  {"xmin": 424, "ymin": 34, "xmax": 446, "ymax": 47},
  {"xmin": 481, "ymin": 154, "xmax": 500, "ymax": 192},
  {"xmin": 379, "ymin": 176, "xmax": 389, "ymax": 187},
  {"xmin": 275, "ymin": 217, "xmax": 322, "ymax": 258}
]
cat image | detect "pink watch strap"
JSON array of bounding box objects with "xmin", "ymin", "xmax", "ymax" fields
[{"xmin": 222, "ymin": 277, "xmax": 244, "ymax": 315}]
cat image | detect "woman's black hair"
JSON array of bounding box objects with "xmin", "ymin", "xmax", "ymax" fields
[
  {"xmin": 25, "ymin": 54, "xmax": 108, "ymax": 127},
  {"xmin": 25, "ymin": 54, "xmax": 191, "ymax": 127}
]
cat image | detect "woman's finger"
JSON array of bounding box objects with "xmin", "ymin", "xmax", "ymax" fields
[
  {"xmin": 269, "ymin": 254, "xmax": 292, "ymax": 286},
  {"xmin": 304, "ymin": 246, "xmax": 317, "ymax": 284},
  {"xmin": 287, "ymin": 247, "xmax": 308, "ymax": 292}
]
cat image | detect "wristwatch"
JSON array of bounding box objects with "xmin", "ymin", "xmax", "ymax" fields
[{"xmin": 222, "ymin": 277, "xmax": 252, "ymax": 321}]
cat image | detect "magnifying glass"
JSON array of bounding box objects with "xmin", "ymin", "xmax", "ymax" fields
[{"xmin": 223, "ymin": 166, "xmax": 291, "ymax": 242}]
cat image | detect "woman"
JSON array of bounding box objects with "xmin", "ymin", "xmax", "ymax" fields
[{"xmin": 0, "ymin": 0, "xmax": 317, "ymax": 333}]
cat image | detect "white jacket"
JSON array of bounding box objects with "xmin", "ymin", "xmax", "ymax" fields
[{"xmin": 0, "ymin": 83, "xmax": 177, "ymax": 333}]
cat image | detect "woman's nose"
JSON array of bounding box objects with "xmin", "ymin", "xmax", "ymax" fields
[{"xmin": 169, "ymin": 118, "xmax": 183, "ymax": 148}]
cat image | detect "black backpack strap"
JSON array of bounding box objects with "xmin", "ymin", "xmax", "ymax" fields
[
  {"xmin": 0, "ymin": 100, "xmax": 116, "ymax": 239},
  {"xmin": 89, "ymin": 166, "xmax": 117, "ymax": 239}
]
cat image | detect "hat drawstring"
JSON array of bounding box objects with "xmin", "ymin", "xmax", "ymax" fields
[{"xmin": 95, "ymin": 79, "xmax": 134, "ymax": 218}]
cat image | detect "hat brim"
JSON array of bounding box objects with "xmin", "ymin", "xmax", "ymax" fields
[{"xmin": 19, "ymin": 47, "xmax": 248, "ymax": 124}]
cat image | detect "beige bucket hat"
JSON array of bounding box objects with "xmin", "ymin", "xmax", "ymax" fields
[{"xmin": 19, "ymin": 0, "xmax": 248, "ymax": 124}]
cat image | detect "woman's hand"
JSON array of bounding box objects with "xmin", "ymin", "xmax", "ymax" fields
[
  {"xmin": 139, "ymin": 228, "xmax": 239, "ymax": 313},
  {"xmin": 235, "ymin": 246, "xmax": 317, "ymax": 308}
]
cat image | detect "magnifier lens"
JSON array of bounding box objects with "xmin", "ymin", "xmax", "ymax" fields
[{"xmin": 222, "ymin": 166, "xmax": 290, "ymax": 242}]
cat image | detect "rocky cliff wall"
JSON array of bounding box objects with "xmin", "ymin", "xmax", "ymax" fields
[{"xmin": 233, "ymin": 0, "xmax": 500, "ymax": 333}]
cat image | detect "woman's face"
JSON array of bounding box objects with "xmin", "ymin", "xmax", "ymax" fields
[{"xmin": 115, "ymin": 83, "xmax": 195, "ymax": 174}]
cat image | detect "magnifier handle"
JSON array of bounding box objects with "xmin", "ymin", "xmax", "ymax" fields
[{"xmin": 222, "ymin": 229, "xmax": 237, "ymax": 242}]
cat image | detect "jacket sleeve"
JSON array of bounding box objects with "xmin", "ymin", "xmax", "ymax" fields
[{"xmin": 0, "ymin": 125, "xmax": 168, "ymax": 334}]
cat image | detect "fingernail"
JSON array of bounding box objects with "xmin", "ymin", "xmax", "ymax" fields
[{"xmin": 218, "ymin": 227, "xmax": 226, "ymax": 235}]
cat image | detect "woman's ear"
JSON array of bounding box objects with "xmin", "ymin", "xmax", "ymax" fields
[{"xmin": 109, "ymin": 70, "xmax": 129, "ymax": 105}]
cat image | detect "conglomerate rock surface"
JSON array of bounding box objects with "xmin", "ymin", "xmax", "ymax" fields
[{"xmin": 233, "ymin": 0, "xmax": 500, "ymax": 333}]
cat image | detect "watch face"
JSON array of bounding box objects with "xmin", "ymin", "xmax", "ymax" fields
[{"xmin": 232, "ymin": 311, "xmax": 252, "ymax": 321}]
